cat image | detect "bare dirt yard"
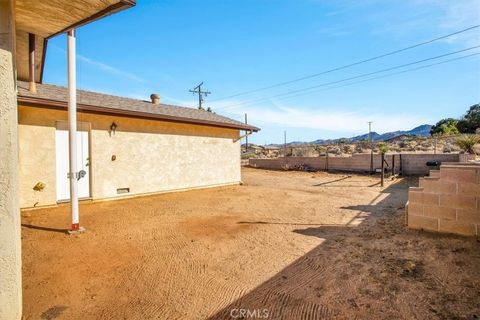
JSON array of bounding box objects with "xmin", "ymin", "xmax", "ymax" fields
[{"xmin": 22, "ymin": 168, "xmax": 479, "ymax": 319}]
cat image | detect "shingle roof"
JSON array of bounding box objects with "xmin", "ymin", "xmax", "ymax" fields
[{"xmin": 17, "ymin": 81, "xmax": 259, "ymax": 132}]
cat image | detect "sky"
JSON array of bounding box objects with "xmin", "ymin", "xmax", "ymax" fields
[{"xmin": 43, "ymin": 0, "xmax": 480, "ymax": 144}]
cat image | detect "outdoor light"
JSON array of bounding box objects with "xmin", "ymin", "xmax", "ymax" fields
[{"xmin": 110, "ymin": 122, "xmax": 117, "ymax": 134}]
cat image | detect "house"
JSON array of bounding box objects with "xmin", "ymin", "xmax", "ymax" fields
[
  {"xmin": 17, "ymin": 81, "xmax": 259, "ymax": 209},
  {"xmin": 2, "ymin": 1, "xmax": 139, "ymax": 317}
]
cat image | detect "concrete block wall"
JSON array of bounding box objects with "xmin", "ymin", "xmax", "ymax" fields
[
  {"xmin": 407, "ymin": 163, "xmax": 480, "ymax": 236},
  {"xmin": 249, "ymin": 153, "xmax": 464, "ymax": 175},
  {"xmin": 401, "ymin": 153, "xmax": 460, "ymax": 175}
]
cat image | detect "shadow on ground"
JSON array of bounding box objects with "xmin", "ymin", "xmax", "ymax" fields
[{"xmin": 208, "ymin": 178, "xmax": 480, "ymax": 319}]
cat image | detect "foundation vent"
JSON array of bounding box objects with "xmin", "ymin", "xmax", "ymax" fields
[{"xmin": 117, "ymin": 187, "xmax": 130, "ymax": 194}]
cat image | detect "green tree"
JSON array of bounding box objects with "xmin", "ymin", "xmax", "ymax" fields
[
  {"xmin": 430, "ymin": 118, "xmax": 459, "ymax": 136},
  {"xmin": 457, "ymin": 104, "xmax": 480, "ymax": 133}
]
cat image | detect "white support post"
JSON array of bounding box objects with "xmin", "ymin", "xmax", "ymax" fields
[{"xmin": 67, "ymin": 29, "xmax": 82, "ymax": 233}]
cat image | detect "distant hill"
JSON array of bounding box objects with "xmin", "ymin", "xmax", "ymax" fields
[{"xmin": 271, "ymin": 124, "xmax": 432, "ymax": 146}]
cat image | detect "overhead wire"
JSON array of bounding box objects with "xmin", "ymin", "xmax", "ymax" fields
[
  {"xmin": 215, "ymin": 45, "xmax": 480, "ymax": 111},
  {"xmin": 209, "ymin": 25, "xmax": 480, "ymax": 102},
  {"xmin": 234, "ymin": 52, "xmax": 480, "ymax": 107}
]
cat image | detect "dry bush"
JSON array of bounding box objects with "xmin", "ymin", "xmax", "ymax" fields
[
  {"xmin": 354, "ymin": 144, "xmax": 364, "ymax": 153},
  {"xmin": 342, "ymin": 145, "xmax": 352, "ymax": 154},
  {"xmin": 330, "ymin": 146, "xmax": 342, "ymax": 155}
]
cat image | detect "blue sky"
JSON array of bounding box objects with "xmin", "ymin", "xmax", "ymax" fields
[{"xmin": 44, "ymin": 0, "xmax": 480, "ymax": 144}]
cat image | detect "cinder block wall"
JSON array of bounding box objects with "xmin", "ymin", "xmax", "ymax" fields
[
  {"xmin": 249, "ymin": 153, "xmax": 462, "ymax": 174},
  {"xmin": 407, "ymin": 164, "xmax": 480, "ymax": 236},
  {"xmin": 401, "ymin": 154, "xmax": 460, "ymax": 175}
]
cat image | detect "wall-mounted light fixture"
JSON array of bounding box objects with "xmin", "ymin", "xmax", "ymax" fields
[{"xmin": 110, "ymin": 122, "xmax": 117, "ymax": 135}]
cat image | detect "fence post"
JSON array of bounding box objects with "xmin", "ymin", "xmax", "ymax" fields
[
  {"xmin": 392, "ymin": 154, "xmax": 395, "ymax": 177},
  {"xmin": 381, "ymin": 153, "xmax": 385, "ymax": 187},
  {"xmin": 325, "ymin": 148, "xmax": 329, "ymax": 171},
  {"xmin": 399, "ymin": 154, "xmax": 403, "ymax": 176}
]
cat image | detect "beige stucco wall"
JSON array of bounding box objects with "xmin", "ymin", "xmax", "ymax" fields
[
  {"xmin": 18, "ymin": 105, "xmax": 241, "ymax": 208},
  {"xmin": 0, "ymin": 33, "xmax": 23, "ymax": 320}
]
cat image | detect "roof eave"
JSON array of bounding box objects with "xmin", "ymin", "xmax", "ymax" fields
[{"xmin": 17, "ymin": 95, "xmax": 260, "ymax": 132}]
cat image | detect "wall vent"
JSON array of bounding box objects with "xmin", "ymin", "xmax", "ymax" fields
[{"xmin": 117, "ymin": 188, "xmax": 130, "ymax": 194}]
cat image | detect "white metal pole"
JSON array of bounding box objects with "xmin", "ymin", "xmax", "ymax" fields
[{"xmin": 68, "ymin": 29, "xmax": 80, "ymax": 232}]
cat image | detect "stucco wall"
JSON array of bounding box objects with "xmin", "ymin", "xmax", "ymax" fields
[
  {"xmin": 18, "ymin": 105, "xmax": 241, "ymax": 208},
  {"xmin": 0, "ymin": 49, "xmax": 22, "ymax": 319}
]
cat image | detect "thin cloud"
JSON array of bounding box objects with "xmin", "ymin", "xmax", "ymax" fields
[
  {"xmin": 321, "ymin": 0, "xmax": 480, "ymax": 47},
  {"xmin": 50, "ymin": 44, "xmax": 145, "ymax": 83},
  {"xmin": 76, "ymin": 54, "xmax": 145, "ymax": 83},
  {"xmin": 222, "ymin": 101, "xmax": 432, "ymax": 134}
]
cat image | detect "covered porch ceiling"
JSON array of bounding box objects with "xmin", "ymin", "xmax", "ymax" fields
[{"xmin": 15, "ymin": 0, "xmax": 135, "ymax": 83}]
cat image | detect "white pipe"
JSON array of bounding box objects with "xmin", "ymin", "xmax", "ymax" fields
[{"xmin": 68, "ymin": 29, "xmax": 79, "ymax": 231}]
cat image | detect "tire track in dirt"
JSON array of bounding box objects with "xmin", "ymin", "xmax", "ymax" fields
[
  {"xmin": 190, "ymin": 276, "xmax": 248, "ymax": 318},
  {"xmin": 96, "ymin": 218, "xmax": 198, "ymax": 320}
]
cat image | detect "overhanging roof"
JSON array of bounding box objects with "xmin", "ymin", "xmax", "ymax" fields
[
  {"xmin": 17, "ymin": 81, "xmax": 260, "ymax": 132},
  {"xmin": 15, "ymin": 0, "xmax": 136, "ymax": 82}
]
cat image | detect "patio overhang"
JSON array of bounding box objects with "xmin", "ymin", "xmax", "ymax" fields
[{"xmin": 14, "ymin": 0, "xmax": 136, "ymax": 83}]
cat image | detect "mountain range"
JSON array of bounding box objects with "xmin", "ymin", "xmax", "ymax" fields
[{"xmin": 279, "ymin": 124, "xmax": 432, "ymax": 146}]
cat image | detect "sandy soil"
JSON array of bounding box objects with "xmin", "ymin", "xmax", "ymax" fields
[{"xmin": 22, "ymin": 168, "xmax": 480, "ymax": 319}]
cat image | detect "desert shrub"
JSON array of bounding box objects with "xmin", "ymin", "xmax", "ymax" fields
[
  {"xmin": 342, "ymin": 145, "xmax": 352, "ymax": 154},
  {"xmin": 241, "ymin": 153, "xmax": 257, "ymax": 159},
  {"xmin": 443, "ymin": 142, "xmax": 454, "ymax": 153},
  {"xmin": 313, "ymin": 145, "xmax": 326, "ymax": 156},
  {"xmin": 330, "ymin": 146, "xmax": 342, "ymax": 155},
  {"xmin": 421, "ymin": 141, "xmax": 432, "ymax": 148},
  {"xmin": 354, "ymin": 144, "xmax": 364, "ymax": 153},
  {"xmin": 455, "ymin": 135, "xmax": 480, "ymax": 154}
]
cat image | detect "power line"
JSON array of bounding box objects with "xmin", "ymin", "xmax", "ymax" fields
[
  {"xmin": 246, "ymin": 52, "xmax": 480, "ymax": 105},
  {"xmin": 216, "ymin": 45, "xmax": 480, "ymax": 110},
  {"xmin": 211, "ymin": 24, "xmax": 480, "ymax": 102}
]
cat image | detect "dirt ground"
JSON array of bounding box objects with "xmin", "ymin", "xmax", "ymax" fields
[{"xmin": 22, "ymin": 168, "xmax": 480, "ymax": 319}]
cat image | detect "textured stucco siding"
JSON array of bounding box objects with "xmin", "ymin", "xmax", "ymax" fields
[
  {"xmin": 0, "ymin": 49, "xmax": 22, "ymax": 319},
  {"xmin": 18, "ymin": 123, "xmax": 57, "ymax": 207},
  {"xmin": 18, "ymin": 105, "xmax": 241, "ymax": 208}
]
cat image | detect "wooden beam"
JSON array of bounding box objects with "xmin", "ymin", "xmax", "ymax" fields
[{"xmin": 28, "ymin": 32, "xmax": 36, "ymax": 92}]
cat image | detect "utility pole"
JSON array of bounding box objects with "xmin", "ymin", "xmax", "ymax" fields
[
  {"xmin": 245, "ymin": 113, "xmax": 248, "ymax": 152},
  {"xmin": 284, "ymin": 130, "xmax": 287, "ymax": 169},
  {"xmin": 189, "ymin": 82, "xmax": 211, "ymax": 110},
  {"xmin": 368, "ymin": 121, "xmax": 373, "ymax": 174}
]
